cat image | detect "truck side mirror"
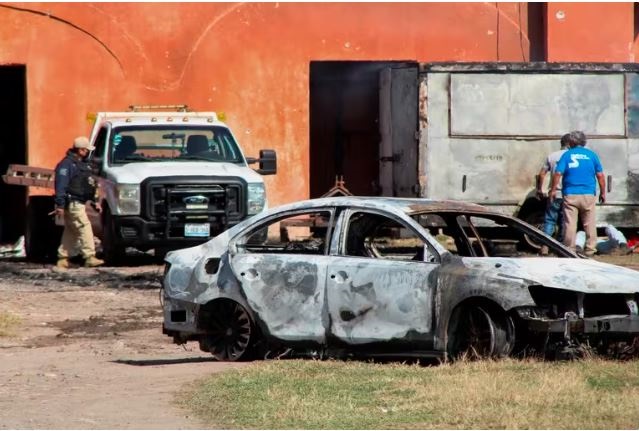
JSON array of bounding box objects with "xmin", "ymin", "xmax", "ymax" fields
[
  {"xmin": 247, "ymin": 149, "xmax": 277, "ymax": 175},
  {"xmin": 90, "ymin": 156, "xmax": 103, "ymax": 175}
]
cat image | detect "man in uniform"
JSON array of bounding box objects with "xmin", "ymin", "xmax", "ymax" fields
[{"xmin": 54, "ymin": 136, "xmax": 104, "ymax": 268}]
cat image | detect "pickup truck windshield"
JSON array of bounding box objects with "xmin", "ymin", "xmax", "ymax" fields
[{"xmin": 108, "ymin": 125, "xmax": 244, "ymax": 165}]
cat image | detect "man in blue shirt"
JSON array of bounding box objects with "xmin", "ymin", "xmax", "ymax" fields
[{"xmin": 549, "ymin": 130, "xmax": 606, "ymax": 256}]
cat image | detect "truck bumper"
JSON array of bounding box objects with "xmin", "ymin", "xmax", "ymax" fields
[
  {"xmin": 112, "ymin": 215, "xmax": 244, "ymax": 248},
  {"xmin": 162, "ymin": 295, "xmax": 200, "ymax": 340}
]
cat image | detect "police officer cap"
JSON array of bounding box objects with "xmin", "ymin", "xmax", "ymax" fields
[{"xmin": 73, "ymin": 136, "xmax": 95, "ymax": 151}]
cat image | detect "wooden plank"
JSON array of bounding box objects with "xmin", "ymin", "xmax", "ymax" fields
[{"xmin": 2, "ymin": 164, "xmax": 55, "ymax": 189}]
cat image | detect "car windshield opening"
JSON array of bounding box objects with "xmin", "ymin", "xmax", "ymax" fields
[
  {"xmin": 108, "ymin": 125, "xmax": 243, "ymax": 165},
  {"xmin": 412, "ymin": 212, "xmax": 571, "ymax": 258}
]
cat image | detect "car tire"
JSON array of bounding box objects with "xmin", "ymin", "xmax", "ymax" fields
[
  {"xmin": 199, "ymin": 299, "xmax": 254, "ymax": 362},
  {"xmin": 447, "ymin": 304, "xmax": 513, "ymax": 360},
  {"xmin": 101, "ymin": 206, "xmax": 125, "ymax": 266}
]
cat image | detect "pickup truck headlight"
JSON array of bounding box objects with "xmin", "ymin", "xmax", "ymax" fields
[
  {"xmin": 247, "ymin": 183, "xmax": 266, "ymax": 215},
  {"xmin": 116, "ymin": 184, "xmax": 140, "ymax": 215}
]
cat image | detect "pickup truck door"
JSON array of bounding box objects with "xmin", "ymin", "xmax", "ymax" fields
[{"xmin": 86, "ymin": 125, "xmax": 111, "ymax": 237}]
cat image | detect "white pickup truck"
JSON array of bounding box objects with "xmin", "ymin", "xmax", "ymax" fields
[
  {"xmin": 87, "ymin": 104, "xmax": 277, "ymax": 263},
  {"xmin": 4, "ymin": 105, "xmax": 277, "ymax": 264}
]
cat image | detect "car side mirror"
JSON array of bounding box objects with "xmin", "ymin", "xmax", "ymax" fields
[{"xmin": 246, "ymin": 149, "xmax": 277, "ymax": 175}]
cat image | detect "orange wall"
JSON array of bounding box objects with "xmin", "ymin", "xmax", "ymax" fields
[
  {"xmin": 0, "ymin": 2, "xmax": 635, "ymax": 205},
  {"xmin": 546, "ymin": 3, "xmax": 634, "ymax": 62}
]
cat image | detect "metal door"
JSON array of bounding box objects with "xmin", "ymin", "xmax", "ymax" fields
[{"xmin": 378, "ymin": 65, "xmax": 420, "ymax": 197}]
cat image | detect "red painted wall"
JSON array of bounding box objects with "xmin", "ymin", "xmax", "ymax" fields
[
  {"xmin": 546, "ymin": 3, "xmax": 634, "ymax": 62},
  {"xmin": 0, "ymin": 2, "xmax": 634, "ymax": 205}
]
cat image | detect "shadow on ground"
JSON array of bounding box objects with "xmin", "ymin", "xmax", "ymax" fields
[{"xmin": 113, "ymin": 357, "xmax": 216, "ymax": 366}]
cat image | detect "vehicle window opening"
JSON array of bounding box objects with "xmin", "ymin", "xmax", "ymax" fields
[
  {"xmin": 414, "ymin": 213, "xmax": 459, "ymax": 255},
  {"xmin": 458, "ymin": 214, "xmax": 565, "ymax": 257},
  {"xmin": 345, "ymin": 211, "xmax": 438, "ymax": 262},
  {"xmin": 412, "ymin": 211, "xmax": 568, "ymax": 258},
  {"xmin": 239, "ymin": 210, "xmax": 331, "ymax": 255},
  {"xmin": 108, "ymin": 125, "xmax": 243, "ymax": 165}
]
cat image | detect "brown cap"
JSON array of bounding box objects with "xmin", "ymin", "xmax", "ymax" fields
[{"xmin": 73, "ymin": 136, "xmax": 94, "ymax": 151}]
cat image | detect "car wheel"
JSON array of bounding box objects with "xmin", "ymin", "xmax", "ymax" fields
[
  {"xmin": 201, "ymin": 300, "xmax": 254, "ymax": 362},
  {"xmin": 101, "ymin": 207, "xmax": 125, "ymax": 265},
  {"xmin": 447, "ymin": 305, "xmax": 512, "ymax": 360}
]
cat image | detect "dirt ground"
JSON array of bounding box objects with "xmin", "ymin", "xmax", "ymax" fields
[
  {"xmin": 0, "ymin": 257, "xmax": 246, "ymax": 430},
  {"xmin": 2, "ymin": 252, "xmax": 639, "ymax": 429}
]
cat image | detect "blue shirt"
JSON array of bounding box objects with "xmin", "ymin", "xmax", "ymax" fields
[{"xmin": 555, "ymin": 146, "xmax": 603, "ymax": 195}]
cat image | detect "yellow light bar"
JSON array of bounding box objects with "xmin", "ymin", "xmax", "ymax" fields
[{"xmin": 86, "ymin": 112, "xmax": 97, "ymax": 122}]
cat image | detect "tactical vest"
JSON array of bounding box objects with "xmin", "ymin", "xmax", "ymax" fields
[{"xmin": 67, "ymin": 161, "xmax": 96, "ymax": 202}]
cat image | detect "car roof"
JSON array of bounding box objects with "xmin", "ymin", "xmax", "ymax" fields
[{"xmin": 271, "ymin": 196, "xmax": 492, "ymax": 215}]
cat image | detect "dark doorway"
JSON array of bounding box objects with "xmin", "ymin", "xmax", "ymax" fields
[
  {"xmin": 309, "ymin": 61, "xmax": 416, "ymax": 198},
  {"xmin": 0, "ymin": 65, "xmax": 27, "ymax": 243}
]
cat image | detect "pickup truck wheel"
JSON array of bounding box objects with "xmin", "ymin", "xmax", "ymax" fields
[
  {"xmin": 25, "ymin": 196, "xmax": 62, "ymax": 263},
  {"xmin": 201, "ymin": 300, "xmax": 254, "ymax": 362},
  {"xmin": 101, "ymin": 207, "xmax": 125, "ymax": 265},
  {"xmin": 447, "ymin": 305, "xmax": 512, "ymax": 360}
]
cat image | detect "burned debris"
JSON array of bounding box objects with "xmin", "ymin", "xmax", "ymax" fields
[{"xmin": 162, "ymin": 196, "xmax": 639, "ymax": 361}]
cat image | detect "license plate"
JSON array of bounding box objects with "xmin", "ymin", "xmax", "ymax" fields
[{"xmin": 184, "ymin": 223, "xmax": 210, "ymax": 238}]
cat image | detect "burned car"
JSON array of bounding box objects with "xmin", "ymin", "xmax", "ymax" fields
[{"xmin": 162, "ymin": 197, "xmax": 639, "ymax": 361}]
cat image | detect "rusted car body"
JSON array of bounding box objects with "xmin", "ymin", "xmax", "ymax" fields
[{"xmin": 162, "ymin": 197, "xmax": 639, "ymax": 361}]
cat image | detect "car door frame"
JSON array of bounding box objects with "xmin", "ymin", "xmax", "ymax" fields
[
  {"xmin": 227, "ymin": 206, "xmax": 337, "ymax": 346},
  {"xmin": 324, "ymin": 205, "xmax": 442, "ymax": 353}
]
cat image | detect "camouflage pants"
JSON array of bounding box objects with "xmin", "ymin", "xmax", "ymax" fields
[{"xmin": 57, "ymin": 201, "xmax": 96, "ymax": 259}]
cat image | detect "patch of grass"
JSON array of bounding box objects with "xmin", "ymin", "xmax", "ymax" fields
[
  {"xmin": 0, "ymin": 311, "xmax": 21, "ymax": 336},
  {"xmin": 181, "ymin": 358, "xmax": 639, "ymax": 429}
]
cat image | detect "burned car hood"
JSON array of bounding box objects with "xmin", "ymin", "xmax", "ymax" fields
[{"xmin": 461, "ymin": 257, "xmax": 639, "ymax": 294}]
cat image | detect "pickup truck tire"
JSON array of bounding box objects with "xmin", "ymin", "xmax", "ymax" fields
[
  {"xmin": 101, "ymin": 206, "xmax": 125, "ymax": 266},
  {"xmin": 25, "ymin": 196, "xmax": 62, "ymax": 263}
]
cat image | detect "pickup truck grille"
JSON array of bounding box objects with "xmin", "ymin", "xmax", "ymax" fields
[{"xmin": 142, "ymin": 176, "xmax": 246, "ymax": 239}]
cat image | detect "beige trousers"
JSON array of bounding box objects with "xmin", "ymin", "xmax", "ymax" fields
[
  {"xmin": 57, "ymin": 201, "xmax": 96, "ymax": 259},
  {"xmin": 562, "ymin": 194, "xmax": 597, "ymax": 255}
]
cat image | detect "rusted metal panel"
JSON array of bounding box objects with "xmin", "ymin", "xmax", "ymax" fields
[
  {"xmin": 378, "ymin": 66, "xmax": 420, "ymax": 197},
  {"xmin": 422, "ymin": 68, "xmax": 639, "ymax": 225},
  {"xmin": 450, "ymin": 73, "xmax": 625, "ymax": 137},
  {"xmin": 422, "ymin": 62, "xmax": 639, "ymax": 73}
]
